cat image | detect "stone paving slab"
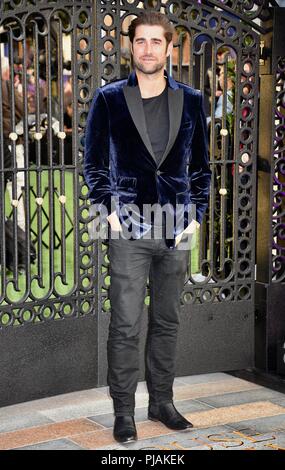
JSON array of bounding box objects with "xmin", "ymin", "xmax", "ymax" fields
[
  {"xmin": 0, "ymin": 418, "xmax": 104, "ymax": 450},
  {"xmin": 226, "ymin": 413, "xmax": 285, "ymax": 434},
  {"xmin": 16, "ymin": 438, "xmax": 84, "ymax": 450},
  {"xmin": 183, "ymin": 401, "xmax": 285, "ymax": 429},
  {"xmin": 0, "ymin": 412, "xmax": 54, "ymax": 434},
  {"xmin": 194, "ymin": 387, "xmax": 285, "ymax": 408},
  {"xmin": 0, "ymin": 389, "xmax": 107, "ymax": 417},
  {"xmin": 269, "ymin": 396, "xmax": 285, "ymax": 407},
  {"xmin": 175, "ymin": 373, "xmax": 241, "ymax": 385}
]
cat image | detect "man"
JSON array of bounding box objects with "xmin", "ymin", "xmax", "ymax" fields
[
  {"xmin": 84, "ymin": 11, "xmax": 211, "ymax": 443},
  {"xmin": 1, "ymin": 57, "xmax": 26, "ymax": 232}
]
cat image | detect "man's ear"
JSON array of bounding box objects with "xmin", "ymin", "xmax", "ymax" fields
[{"xmin": 166, "ymin": 41, "xmax": 173, "ymax": 58}]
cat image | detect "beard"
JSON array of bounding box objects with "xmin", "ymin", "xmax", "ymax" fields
[{"xmin": 132, "ymin": 56, "xmax": 165, "ymax": 75}]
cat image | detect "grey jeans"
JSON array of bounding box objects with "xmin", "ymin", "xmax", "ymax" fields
[{"xmin": 107, "ymin": 229, "xmax": 189, "ymax": 416}]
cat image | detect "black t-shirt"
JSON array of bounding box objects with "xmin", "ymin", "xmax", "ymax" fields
[
  {"xmin": 142, "ymin": 84, "xmax": 169, "ymax": 167},
  {"xmin": 142, "ymin": 84, "xmax": 169, "ymax": 230}
]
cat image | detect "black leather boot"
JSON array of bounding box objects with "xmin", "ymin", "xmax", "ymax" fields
[
  {"xmin": 113, "ymin": 416, "xmax": 138, "ymax": 443},
  {"xmin": 148, "ymin": 402, "xmax": 193, "ymax": 430}
]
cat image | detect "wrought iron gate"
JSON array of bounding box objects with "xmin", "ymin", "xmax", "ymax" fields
[
  {"xmin": 0, "ymin": 0, "xmax": 99, "ymax": 406},
  {"xmin": 0, "ymin": 0, "xmax": 281, "ymax": 407}
]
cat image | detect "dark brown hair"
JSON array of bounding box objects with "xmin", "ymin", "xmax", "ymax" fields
[{"xmin": 128, "ymin": 10, "xmax": 174, "ymax": 47}]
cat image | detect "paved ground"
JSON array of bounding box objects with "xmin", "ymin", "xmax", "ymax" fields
[{"xmin": 1, "ymin": 372, "xmax": 285, "ymax": 450}]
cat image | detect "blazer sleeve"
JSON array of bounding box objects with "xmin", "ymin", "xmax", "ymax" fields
[
  {"xmin": 188, "ymin": 91, "xmax": 212, "ymax": 224},
  {"xmin": 83, "ymin": 87, "xmax": 112, "ymax": 214}
]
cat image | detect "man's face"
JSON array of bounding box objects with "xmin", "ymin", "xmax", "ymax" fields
[{"xmin": 130, "ymin": 24, "xmax": 172, "ymax": 75}]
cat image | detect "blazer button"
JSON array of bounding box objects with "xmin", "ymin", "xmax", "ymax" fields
[{"xmin": 156, "ymin": 170, "xmax": 161, "ymax": 175}]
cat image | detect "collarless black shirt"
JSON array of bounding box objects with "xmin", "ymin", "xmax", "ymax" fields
[{"xmin": 141, "ymin": 84, "xmax": 169, "ymax": 167}]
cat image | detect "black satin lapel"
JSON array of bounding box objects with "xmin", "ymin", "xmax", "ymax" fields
[
  {"xmin": 123, "ymin": 85, "xmax": 156, "ymax": 162},
  {"xmin": 158, "ymin": 87, "xmax": 184, "ymax": 168}
]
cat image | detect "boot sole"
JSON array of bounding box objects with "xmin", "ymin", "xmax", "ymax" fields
[
  {"xmin": 148, "ymin": 414, "xmax": 193, "ymax": 430},
  {"xmin": 114, "ymin": 434, "xmax": 138, "ymax": 443}
]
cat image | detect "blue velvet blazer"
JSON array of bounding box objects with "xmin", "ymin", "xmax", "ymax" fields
[{"xmin": 84, "ymin": 69, "xmax": 211, "ymax": 248}]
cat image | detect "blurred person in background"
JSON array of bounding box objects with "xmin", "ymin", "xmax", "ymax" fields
[{"xmin": 1, "ymin": 56, "xmax": 26, "ymax": 232}]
